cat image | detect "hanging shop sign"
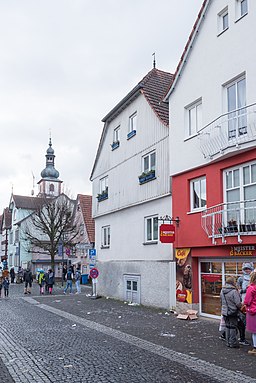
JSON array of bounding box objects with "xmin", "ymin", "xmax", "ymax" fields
[
  {"xmin": 230, "ymin": 245, "xmax": 256, "ymax": 257},
  {"xmin": 160, "ymin": 224, "xmax": 175, "ymax": 243}
]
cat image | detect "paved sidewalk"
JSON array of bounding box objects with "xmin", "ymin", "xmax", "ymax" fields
[
  {"xmin": 3, "ymin": 281, "xmax": 256, "ymax": 381},
  {"xmin": 32, "ymin": 290, "xmax": 255, "ymax": 379}
]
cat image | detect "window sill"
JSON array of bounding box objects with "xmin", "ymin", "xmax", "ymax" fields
[
  {"xmin": 111, "ymin": 141, "xmax": 120, "ymax": 150},
  {"xmin": 127, "ymin": 130, "xmax": 136, "ymax": 140},
  {"xmin": 235, "ymin": 13, "xmax": 248, "ymax": 23},
  {"xmin": 217, "ymin": 27, "xmax": 229, "ymax": 37},
  {"xmin": 101, "ymin": 245, "xmax": 110, "ymax": 249},
  {"xmin": 143, "ymin": 241, "xmax": 158, "ymax": 245},
  {"xmin": 184, "ymin": 133, "xmax": 198, "ymax": 142},
  {"xmin": 187, "ymin": 207, "xmax": 207, "ymax": 215}
]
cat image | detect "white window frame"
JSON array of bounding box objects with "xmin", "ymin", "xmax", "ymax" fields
[
  {"xmin": 129, "ymin": 112, "xmax": 137, "ymax": 134},
  {"xmin": 225, "ymin": 75, "xmax": 246, "ymax": 139},
  {"xmin": 236, "ymin": 0, "xmax": 248, "ymax": 20},
  {"xmin": 217, "ymin": 7, "xmax": 229, "ymax": 35},
  {"xmin": 224, "ymin": 161, "xmax": 256, "ymax": 224},
  {"xmin": 185, "ymin": 99, "xmax": 202, "ymax": 138},
  {"xmin": 190, "ymin": 176, "xmax": 207, "ymax": 212},
  {"xmin": 144, "ymin": 215, "xmax": 158, "ymax": 243},
  {"xmin": 113, "ymin": 126, "xmax": 120, "ymax": 143},
  {"xmin": 100, "ymin": 176, "xmax": 108, "ymax": 194},
  {"xmin": 142, "ymin": 151, "xmax": 156, "ymax": 173},
  {"xmin": 101, "ymin": 225, "xmax": 110, "ymax": 248}
]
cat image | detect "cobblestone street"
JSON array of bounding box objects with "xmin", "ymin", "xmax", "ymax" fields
[{"xmin": 0, "ymin": 282, "xmax": 255, "ymax": 383}]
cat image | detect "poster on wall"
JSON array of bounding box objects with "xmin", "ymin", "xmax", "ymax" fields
[{"xmin": 176, "ymin": 248, "xmax": 192, "ymax": 304}]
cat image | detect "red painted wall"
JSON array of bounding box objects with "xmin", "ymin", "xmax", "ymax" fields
[{"xmin": 172, "ymin": 150, "xmax": 256, "ymax": 249}]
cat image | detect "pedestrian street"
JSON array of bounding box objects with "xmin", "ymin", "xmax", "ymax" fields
[{"xmin": 0, "ymin": 283, "xmax": 255, "ymax": 383}]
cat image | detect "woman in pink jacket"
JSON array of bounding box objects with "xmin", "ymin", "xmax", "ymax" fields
[{"xmin": 244, "ymin": 271, "xmax": 256, "ymax": 355}]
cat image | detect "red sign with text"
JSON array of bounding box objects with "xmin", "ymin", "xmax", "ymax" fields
[{"xmin": 160, "ymin": 224, "xmax": 175, "ymax": 243}]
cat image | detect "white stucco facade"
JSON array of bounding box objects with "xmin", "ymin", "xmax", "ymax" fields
[
  {"xmin": 91, "ymin": 70, "xmax": 175, "ymax": 309},
  {"xmin": 167, "ymin": 0, "xmax": 256, "ymax": 175}
]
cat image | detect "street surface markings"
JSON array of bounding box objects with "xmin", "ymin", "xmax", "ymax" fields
[{"xmin": 23, "ymin": 298, "xmax": 255, "ymax": 383}]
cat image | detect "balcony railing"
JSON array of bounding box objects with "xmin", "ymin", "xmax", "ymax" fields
[
  {"xmin": 201, "ymin": 199, "xmax": 256, "ymax": 244},
  {"xmin": 198, "ymin": 103, "xmax": 256, "ymax": 159}
]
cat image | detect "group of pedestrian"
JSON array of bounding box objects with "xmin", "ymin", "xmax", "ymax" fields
[
  {"xmin": 220, "ymin": 262, "xmax": 256, "ymax": 355},
  {"xmin": 37, "ymin": 268, "xmax": 55, "ymax": 295},
  {"xmin": 63, "ymin": 265, "xmax": 81, "ymax": 295}
]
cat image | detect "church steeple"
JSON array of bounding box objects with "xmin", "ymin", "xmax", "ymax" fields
[{"xmin": 37, "ymin": 138, "xmax": 62, "ymax": 197}]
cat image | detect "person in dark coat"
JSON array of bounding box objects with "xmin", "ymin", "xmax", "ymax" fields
[
  {"xmin": 220, "ymin": 276, "xmax": 242, "ymax": 348},
  {"xmin": 23, "ymin": 268, "xmax": 33, "ymax": 294},
  {"xmin": 10, "ymin": 267, "xmax": 15, "ymax": 283},
  {"xmin": 3, "ymin": 277, "xmax": 10, "ymax": 297},
  {"xmin": 47, "ymin": 269, "xmax": 55, "ymax": 294}
]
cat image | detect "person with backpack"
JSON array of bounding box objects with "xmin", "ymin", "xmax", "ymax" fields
[
  {"xmin": 38, "ymin": 270, "xmax": 46, "ymax": 294},
  {"xmin": 75, "ymin": 266, "xmax": 81, "ymax": 294},
  {"xmin": 63, "ymin": 267, "xmax": 73, "ymax": 294}
]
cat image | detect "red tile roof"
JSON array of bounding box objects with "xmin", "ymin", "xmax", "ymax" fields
[
  {"xmin": 140, "ymin": 68, "xmax": 173, "ymax": 126},
  {"xmin": 77, "ymin": 194, "xmax": 95, "ymax": 244}
]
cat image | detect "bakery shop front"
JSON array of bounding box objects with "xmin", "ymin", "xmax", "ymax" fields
[{"xmin": 191, "ymin": 245, "xmax": 255, "ymax": 318}]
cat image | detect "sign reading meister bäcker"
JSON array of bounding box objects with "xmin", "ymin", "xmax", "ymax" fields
[{"xmin": 230, "ymin": 245, "xmax": 255, "ymax": 256}]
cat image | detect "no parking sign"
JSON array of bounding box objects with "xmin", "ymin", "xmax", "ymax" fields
[{"xmin": 90, "ymin": 267, "xmax": 99, "ymax": 279}]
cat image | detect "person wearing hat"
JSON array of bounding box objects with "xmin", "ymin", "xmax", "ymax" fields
[
  {"xmin": 220, "ymin": 276, "xmax": 242, "ymax": 348},
  {"xmin": 237, "ymin": 262, "xmax": 254, "ymax": 302}
]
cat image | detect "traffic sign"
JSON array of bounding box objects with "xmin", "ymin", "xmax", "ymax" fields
[
  {"xmin": 89, "ymin": 248, "xmax": 96, "ymax": 256},
  {"xmin": 90, "ymin": 268, "xmax": 99, "ymax": 279}
]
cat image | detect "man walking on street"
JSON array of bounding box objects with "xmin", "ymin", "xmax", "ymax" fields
[
  {"xmin": 75, "ymin": 266, "xmax": 81, "ymax": 294},
  {"xmin": 24, "ymin": 268, "xmax": 33, "ymax": 294},
  {"xmin": 64, "ymin": 267, "xmax": 73, "ymax": 294}
]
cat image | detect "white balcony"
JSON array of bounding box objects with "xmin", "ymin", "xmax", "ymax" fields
[
  {"xmin": 201, "ymin": 199, "xmax": 256, "ymax": 244},
  {"xmin": 198, "ymin": 103, "xmax": 256, "ymax": 159}
]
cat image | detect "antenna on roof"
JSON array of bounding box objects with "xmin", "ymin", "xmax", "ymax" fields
[{"xmin": 152, "ymin": 52, "xmax": 156, "ymax": 69}]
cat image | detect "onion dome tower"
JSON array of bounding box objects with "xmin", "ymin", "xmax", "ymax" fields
[{"xmin": 37, "ymin": 138, "xmax": 63, "ymax": 197}]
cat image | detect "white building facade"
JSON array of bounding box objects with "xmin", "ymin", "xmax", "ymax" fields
[
  {"xmin": 165, "ymin": 0, "xmax": 256, "ymax": 317},
  {"xmin": 91, "ymin": 68, "xmax": 176, "ymax": 309}
]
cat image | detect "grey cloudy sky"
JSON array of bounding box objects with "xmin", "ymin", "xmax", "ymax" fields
[{"xmin": 0, "ymin": 0, "xmax": 202, "ymax": 212}]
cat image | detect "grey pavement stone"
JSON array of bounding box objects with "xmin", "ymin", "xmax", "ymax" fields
[{"xmin": 0, "ymin": 282, "xmax": 255, "ymax": 382}]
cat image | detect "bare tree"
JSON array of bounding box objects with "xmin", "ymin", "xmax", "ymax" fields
[{"xmin": 22, "ymin": 194, "xmax": 79, "ymax": 270}]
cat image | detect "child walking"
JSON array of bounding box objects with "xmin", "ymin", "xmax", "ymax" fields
[
  {"xmin": 38, "ymin": 270, "xmax": 46, "ymax": 294},
  {"xmin": 3, "ymin": 277, "xmax": 10, "ymax": 297}
]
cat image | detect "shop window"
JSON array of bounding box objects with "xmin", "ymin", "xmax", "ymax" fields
[{"xmin": 200, "ymin": 260, "xmax": 255, "ymax": 317}]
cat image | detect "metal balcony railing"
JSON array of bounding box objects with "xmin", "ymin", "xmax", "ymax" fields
[
  {"xmin": 201, "ymin": 199, "xmax": 256, "ymax": 244},
  {"xmin": 198, "ymin": 103, "xmax": 256, "ymax": 159}
]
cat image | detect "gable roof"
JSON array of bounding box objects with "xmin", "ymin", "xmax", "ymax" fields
[
  {"xmin": 103, "ymin": 68, "xmax": 173, "ymax": 126},
  {"xmin": 11, "ymin": 195, "xmax": 47, "ymax": 210},
  {"xmin": 164, "ymin": 0, "xmax": 210, "ymax": 100},
  {"xmin": 77, "ymin": 194, "xmax": 95, "ymax": 244},
  {"xmin": 91, "ymin": 67, "xmax": 173, "ymax": 180}
]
